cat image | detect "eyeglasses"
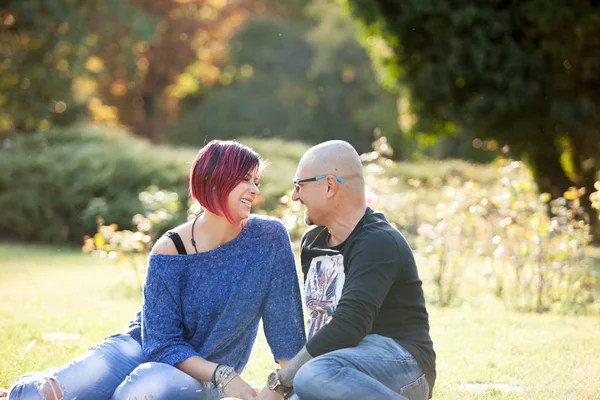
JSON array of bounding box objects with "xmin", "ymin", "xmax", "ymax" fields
[{"xmin": 293, "ymin": 175, "xmax": 343, "ymax": 191}]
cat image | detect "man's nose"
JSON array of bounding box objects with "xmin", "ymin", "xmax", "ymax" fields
[{"xmin": 291, "ymin": 186, "xmax": 300, "ymax": 201}]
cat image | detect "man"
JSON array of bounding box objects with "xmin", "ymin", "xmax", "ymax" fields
[{"xmin": 258, "ymin": 140, "xmax": 436, "ymax": 400}]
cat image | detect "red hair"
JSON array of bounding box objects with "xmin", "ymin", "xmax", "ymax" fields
[{"xmin": 190, "ymin": 140, "xmax": 261, "ymax": 223}]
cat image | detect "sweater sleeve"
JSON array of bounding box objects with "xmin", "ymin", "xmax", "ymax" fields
[
  {"xmin": 306, "ymin": 232, "xmax": 400, "ymax": 356},
  {"xmin": 261, "ymin": 222, "xmax": 307, "ymax": 362},
  {"xmin": 141, "ymin": 256, "xmax": 198, "ymax": 365}
]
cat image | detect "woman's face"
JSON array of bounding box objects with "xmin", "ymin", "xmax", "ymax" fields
[{"xmin": 226, "ymin": 166, "xmax": 260, "ymax": 222}]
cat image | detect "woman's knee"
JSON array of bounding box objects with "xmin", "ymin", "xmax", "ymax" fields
[
  {"xmin": 8, "ymin": 335, "xmax": 143, "ymax": 400},
  {"xmin": 8, "ymin": 376, "xmax": 63, "ymax": 400},
  {"xmin": 112, "ymin": 362, "xmax": 202, "ymax": 400},
  {"xmin": 113, "ymin": 362, "xmax": 163, "ymax": 395}
]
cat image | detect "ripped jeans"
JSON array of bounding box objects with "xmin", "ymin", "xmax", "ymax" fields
[{"xmin": 7, "ymin": 334, "xmax": 221, "ymax": 400}]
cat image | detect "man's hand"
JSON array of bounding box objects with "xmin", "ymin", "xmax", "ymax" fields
[{"xmin": 255, "ymin": 386, "xmax": 284, "ymax": 400}]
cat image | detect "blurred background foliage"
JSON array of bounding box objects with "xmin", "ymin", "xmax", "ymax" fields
[
  {"xmin": 344, "ymin": 0, "xmax": 600, "ymax": 241},
  {"xmin": 0, "ymin": 0, "xmax": 492, "ymax": 159},
  {"xmin": 0, "ymin": 0, "xmax": 598, "ymax": 245}
]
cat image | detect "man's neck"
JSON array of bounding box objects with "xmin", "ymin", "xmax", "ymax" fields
[{"xmin": 326, "ymin": 205, "xmax": 367, "ymax": 247}]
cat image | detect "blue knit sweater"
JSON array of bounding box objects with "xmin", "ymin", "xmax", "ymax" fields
[{"xmin": 123, "ymin": 215, "xmax": 306, "ymax": 372}]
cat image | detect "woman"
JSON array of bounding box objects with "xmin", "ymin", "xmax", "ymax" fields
[{"xmin": 6, "ymin": 140, "xmax": 306, "ymax": 400}]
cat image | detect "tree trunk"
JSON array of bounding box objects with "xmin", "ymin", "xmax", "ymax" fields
[
  {"xmin": 136, "ymin": 93, "xmax": 158, "ymax": 142},
  {"xmin": 528, "ymin": 135, "xmax": 600, "ymax": 244},
  {"xmin": 570, "ymin": 137, "xmax": 600, "ymax": 245},
  {"xmin": 528, "ymin": 136, "xmax": 574, "ymax": 199},
  {"xmin": 580, "ymin": 174, "xmax": 600, "ymax": 245}
]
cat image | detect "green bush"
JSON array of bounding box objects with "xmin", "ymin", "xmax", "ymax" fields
[
  {"xmin": 0, "ymin": 125, "xmax": 192, "ymax": 242},
  {"xmin": 0, "ymin": 125, "xmax": 309, "ymax": 243}
]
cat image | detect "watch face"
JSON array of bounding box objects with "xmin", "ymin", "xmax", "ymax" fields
[{"xmin": 267, "ymin": 371, "xmax": 278, "ymax": 388}]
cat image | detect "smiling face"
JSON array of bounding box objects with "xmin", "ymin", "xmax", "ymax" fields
[
  {"xmin": 291, "ymin": 160, "xmax": 327, "ymax": 226},
  {"xmin": 189, "ymin": 140, "xmax": 263, "ymax": 224},
  {"xmin": 226, "ymin": 166, "xmax": 260, "ymax": 222},
  {"xmin": 292, "ymin": 140, "xmax": 365, "ymax": 227}
]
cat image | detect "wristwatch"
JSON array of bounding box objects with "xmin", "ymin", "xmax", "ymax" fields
[{"xmin": 267, "ymin": 369, "xmax": 292, "ymax": 398}]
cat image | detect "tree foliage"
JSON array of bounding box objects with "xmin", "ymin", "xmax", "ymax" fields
[
  {"xmin": 1, "ymin": 0, "xmax": 428, "ymax": 158},
  {"xmin": 344, "ymin": 0, "xmax": 600, "ymax": 240},
  {"xmin": 0, "ymin": 0, "xmax": 270, "ymax": 137},
  {"xmin": 0, "ymin": 1, "xmax": 155, "ymax": 131},
  {"xmin": 170, "ymin": 0, "xmax": 408, "ymax": 155}
]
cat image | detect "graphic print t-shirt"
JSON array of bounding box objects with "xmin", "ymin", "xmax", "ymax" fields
[{"xmin": 304, "ymin": 253, "xmax": 345, "ymax": 339}]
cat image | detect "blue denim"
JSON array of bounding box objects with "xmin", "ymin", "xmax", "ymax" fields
[
  {"xmin": 289, "ymin": 334, "xmax": 429, "ymax": 400},
  {"xmin": 7, "ymin": 334, "xmax": 221, "ymax": 400}
]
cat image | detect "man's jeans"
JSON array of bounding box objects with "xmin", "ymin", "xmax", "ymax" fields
[
  {"xmin": 289, "ymin": 334, "xmax": 429, "ymax": 400},
  {"xmin": 7, "ymin": 334, "xmax": 221, "ymax": 400}
]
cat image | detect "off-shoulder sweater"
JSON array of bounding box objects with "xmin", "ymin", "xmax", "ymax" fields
[{"xmin": 122, "ymin": 215, "xmax": 306, "ymax": 372}]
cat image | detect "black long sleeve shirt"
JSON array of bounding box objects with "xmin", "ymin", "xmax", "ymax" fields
[{"xmin": 301, "ymin": 208, "xmax": 436, "ymax": 397}]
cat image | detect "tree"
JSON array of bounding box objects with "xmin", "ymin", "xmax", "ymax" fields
[
  {"xmin": 0, "ymin": 0, "xmax": 269, "ymax": 138},
  {"xmin": 344, "ymin": 0, "xmax": 600, "ymax": 242},
  {"xmin": 95, "ymin": 0, "xmax": 269, "ymax": 140},
  {"xmin": 0, "ymin": 1, "xmax": 157, "ymax": 132},
  {"xmin": 169, "ymin": 0, "xmax": 408, "ymax": 155}
]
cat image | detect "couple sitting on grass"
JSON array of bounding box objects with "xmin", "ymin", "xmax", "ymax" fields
[{"xmin": 5, "ymin": 140, "xmax": 436, "ymax": 400}]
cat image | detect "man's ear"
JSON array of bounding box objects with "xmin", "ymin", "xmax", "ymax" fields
[{"xmin": 325, "ymin": 175, "xmax": 340, "ymax": 198}]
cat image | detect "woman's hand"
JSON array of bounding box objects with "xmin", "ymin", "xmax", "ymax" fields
[{"xmin": 222, "ymin": 372, "xmax": 256, "ymax": 400}]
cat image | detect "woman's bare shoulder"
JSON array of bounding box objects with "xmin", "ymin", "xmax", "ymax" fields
[
  {"xmin": 150, "ymin": 235, "xmax": 178, "ymax": 255},
  {"xmin": 151, "ymin": 220, "xmax": 194, "ymax": 255}
]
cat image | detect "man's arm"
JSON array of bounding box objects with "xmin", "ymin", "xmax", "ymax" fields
[
  {"xmin": 304, "ymin": 233, "xmax": 401, "ymax": 356},
  {"xmin": 278, "ymin": 346, "xmax": 313, "ymax": 386},
  {"xmin": 255, "ymin": 348, "xmax": 313, "ymax": 399}
]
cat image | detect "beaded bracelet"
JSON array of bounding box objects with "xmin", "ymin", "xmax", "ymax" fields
[
  {"xmin": 211, "ymin": 364, "xmax": 223, "ymax": 387},
  {"xmin": 212, "ymin": 364, "xmax": 235, "ymax": 394}
]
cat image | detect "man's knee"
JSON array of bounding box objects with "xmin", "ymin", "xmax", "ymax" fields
[
  {"xmin": 293, "ymin": 358, "xmax": 338, "ymax": 398},
  {"xmin": 293, "ymin": 364, "xmax": 318, "ymax": 398}
]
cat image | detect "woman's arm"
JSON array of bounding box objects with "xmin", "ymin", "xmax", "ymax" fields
[
  {"xmin": 142, "ymin": 237, "xmax": 198, "ymax": 365},
  {"xmin": 261, "ymin": 223, "xmax": 306, "ymax": 362},
  {"xmin": 174, "ymin": 356, "xmax": 218, "ymax": 382}
]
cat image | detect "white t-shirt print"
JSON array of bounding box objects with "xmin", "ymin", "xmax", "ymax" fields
[{"xmin": 304, "ymin": 254, "xmax": 346, "ymax": 339}]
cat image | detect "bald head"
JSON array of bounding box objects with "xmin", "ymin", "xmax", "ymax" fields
[
  {"xmin": 294, "ymin": 140, "xmax": 366, "ymax": 229},
  {"xmin": 299, "ymin": 140, "xmax": 365, "ymax": 189}
]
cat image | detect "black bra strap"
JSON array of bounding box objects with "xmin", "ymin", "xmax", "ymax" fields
[{"xmin": 164, "ymin": 231, "xmax": 187, "ymax": 255}]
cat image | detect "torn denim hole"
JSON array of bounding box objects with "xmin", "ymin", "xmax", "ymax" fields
[{"xmin": 40, "ymin": 378, "xmax": 64, "ymax": 400}]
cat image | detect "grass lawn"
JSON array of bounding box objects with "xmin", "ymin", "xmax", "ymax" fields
[{"xmin": 1, "ymin": 242, "xmax": 599, "ymax": 399}]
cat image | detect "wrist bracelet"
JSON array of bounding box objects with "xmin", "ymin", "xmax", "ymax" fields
[
  {"xmin": 212, "ymin": 365, "xmax": 235, "ymax": 395},
  {"xmin": 211, "ymin": 364, "xmax": 223, "ymax": 387}
]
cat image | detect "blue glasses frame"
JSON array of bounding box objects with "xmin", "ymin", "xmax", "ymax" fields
[{"xmin": 293, "ymin": 175, "xmax": 343, "ymax": 187}]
